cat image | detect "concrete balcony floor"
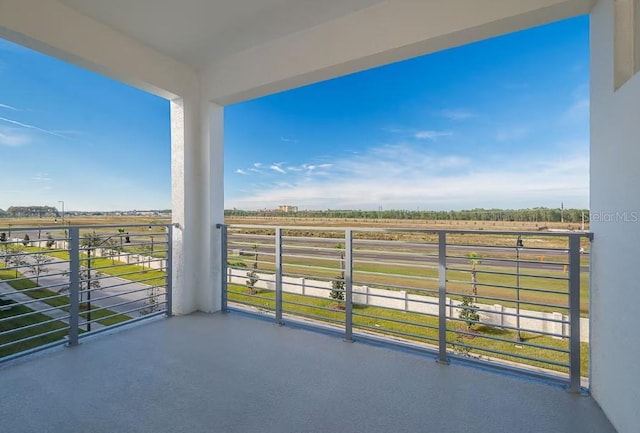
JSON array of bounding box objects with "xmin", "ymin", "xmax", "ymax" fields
[{"xmin": 0, "ymin": 312, "xmax": 615, "ymax": 433}]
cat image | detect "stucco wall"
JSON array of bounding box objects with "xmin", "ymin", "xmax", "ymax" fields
[{"xmin": 590, "ymin": 1, "xmax": 640, "ymax": 432}]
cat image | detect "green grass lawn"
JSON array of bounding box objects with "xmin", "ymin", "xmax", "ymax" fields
[
  {"xmin": 228, "ymin": 285, "xmax": 588, "ymax": 377},
  {"xmin": 40, "ymin": 248, "xmax": 167, "ymax": 287},
  {"xmin": 0, "ymin": 268, "xmax": 131, "ymax": 326},
  {"xmin": 0, "ymin": 299, "xmax": 68, "ymax": 359}
]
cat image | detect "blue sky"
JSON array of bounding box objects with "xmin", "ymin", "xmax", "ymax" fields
[{"xmin": 1, "ymin": 16, "xmax": 589, "ymax": 212}]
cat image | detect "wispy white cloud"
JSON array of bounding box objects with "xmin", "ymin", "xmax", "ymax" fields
[
  {"xmin": 32, "ymin": 173, "xmax": 52, "ymax": 182},
  {"xmin": 0, "ymin": 127, "xmax": 30, "ymax": 146},
  {"xmin": 0, "ymin": 103, "xmax": 19, "ymax": 111},
  {"xmin": 236, "ymin": 169, "xmax": 249, "ymax": 175},
  {"xmin": 280, "ymin": 136, "xmax": 298, "ymax": 144},
  {"xmin": 439, "ymin": 109, "xmax": 476, "ymax": 121},
  {"xmin": 0, "ymin": 116, "xmax": 68, "ymax": 139},
  {"xmin": 227, "ymin": 142, "xmax": 588, "ymax": 210},
  {"xmin": 270, "ymin": 164, "xmax": 286, "ymax": 174},
  {"xmin": 415, "ymin": 130, "xmax": 453, "ymax": 140}
]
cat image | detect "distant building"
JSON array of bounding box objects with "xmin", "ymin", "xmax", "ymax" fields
[{"xmin": 278, "ymin": 205, "xmax": 298, "ymax": 213}]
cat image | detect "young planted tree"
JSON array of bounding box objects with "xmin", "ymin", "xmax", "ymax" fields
[
  {"xmin": 458, "ymin": 295, "xmax": 480, "ymax": 330},
  {"xmin": 467, "ymin": 252, "xmax": 481, "ymax": 302},
  {"xmin": 22, "ymin": 234, "xmax": 30, "ymax": 247},
  {"xmin": 329, "ymin": 243, "xmax": 345, "ymax": 302},
  {"xmin": 245, "ymin": 244, "xmax": 259, "ymax": 294},
  {"xmin": 26, "ymin": 252, "xmax": 54, "ymax": 285}
]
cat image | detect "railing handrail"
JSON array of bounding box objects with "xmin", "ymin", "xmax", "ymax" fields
[{"xmin": 224, "ymin": 223, "xmax": 593, "ymax": 239}]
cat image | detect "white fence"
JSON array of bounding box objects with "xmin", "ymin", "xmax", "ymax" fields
[{"xmin": 228, "ymin": 268, "xmax": 589, "ymax": 342}]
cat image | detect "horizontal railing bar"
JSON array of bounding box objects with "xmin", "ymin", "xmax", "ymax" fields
[
  {"xmin": 353, "ymin": 322, "xmax": 440, "ymax": 344},
  {"xmin": 353, "ymin": 258, "xmax": 439, "ymax": 270},
  {"xmin": 227, "ymin": 299, "xmax": 275, "ymax": 311},
  {"xmin": 227, "ymin": 224, "xmax": 593, "ymax": 238},
  {"xmin": 446, "ymin": 325, "xmax": 570, "ymax": 353},
  {"xmin": 444, "ymin": 289, "xmax": 570, "ymax": 310},
  {"xmin": 82, "ymin": 298, "xmax": 165, "ymax": 324},
  {"xmin": 0, "ymin": 314, "xmax": 71, "ymax": 337},
  {"xmin": 352, "ymin": 311, "xmax": 439, "ymax": 330},
  {"xmin": 0, "ymin": 326, "xmax": 69, "ymax": 350},
  {"xmin": 444, "ymin": 338, "xmax": 570, "ymax": 368},
  {"xmin": 446, "ymin": 278, "xmax": 570, "ymax": 297},
  {"xmin": 0, "ymin": 303, "xmax": 71, "ymax": 324},
  {"xmin": 78, "ymin": 311, "xmax": 166, "ymax": 341},
  {"xmin": 353, "ymin": 269, "xmax": 438, "ymax": 282},
  {"xmin": 352, "ymin": 281, "xmax": 440, "ymax": 297},
  {"xmin": 446, "ymin": 266, "xmax": 570, "ymax": 282},
  {"xmin": 87, "ymin": 284, "xmax": 165, "ymax": 304},
  {"xmin": 278, "ymin": 309, "xmax": 344, "ymax": 326},
  {"xmin": 0, "ymin": 338, "xmax": 70, "ymax": 364},
  {"xmin": 446, "ymin": 254, "xmax": 570, "ymax": 267}
]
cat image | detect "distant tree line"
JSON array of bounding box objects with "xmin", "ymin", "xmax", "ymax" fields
[
  {"xmin": 225, "ymin": 207, "xmax": 589, "ymax": 223},
  {"xmin": 0, "ymin": 206, "xmax": 59, "ymax": 218}
]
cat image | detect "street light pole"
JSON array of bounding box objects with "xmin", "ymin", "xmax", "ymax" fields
[
  {"xmin": 58, "ymin": 200, "xmax": 67, "ymax": 239},
  {"xmin": 58, "ymin": 201, "xmax": 65, "ymax": 225},
  {"xmin": 515, "ymin": 236, "xmax": 524, "ymax": 342}
]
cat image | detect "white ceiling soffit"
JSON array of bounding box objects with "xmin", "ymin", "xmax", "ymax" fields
[{"xmin": 58, "ymin": 0, "xmax": 386, "ymax": 69}]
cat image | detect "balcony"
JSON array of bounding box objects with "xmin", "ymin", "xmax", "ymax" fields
[
  {"xmin": 0, "ymin": 223, "xmax": 615, "ymax": 432},
  {"xmin": 0, "ymin": 312, "xmax": 614, "ymax": 433}
]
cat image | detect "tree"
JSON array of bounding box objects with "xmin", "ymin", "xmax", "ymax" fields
[
  {"xmin": 467, "ymin": 252, "xmax": 481, "ymax": 302},
  {"xmin": 245, "ymin": 244, "xmax": 259, "ymax": 294},
  {"xmin": 8, "ymin": 245, "xmax": 27, "ymax": 278},
  {"xmin": 22, "ymin": 233, "xmax": 30, "ymax": 247},
  {"xmin": 458, "ymin": 295, "xmax": 480, "ymax": 330},
  {"xmin": 329, "ymin": 243, "xmax": 345, "ymax": 302},
  {"xmin": 45, "ymin": 233, "xmax": 55, "ymax": 248},
  {"xmin": 26, "ymin": 252, "xmax": 53, "ymax": 285}
]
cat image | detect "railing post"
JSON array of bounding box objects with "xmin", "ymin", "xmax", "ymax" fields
[
  {"xmin": 344, "ymin": 229, "xmax": 353, "ymax": 343},
  {"xmin": 219, "ymin": 224, "xmax": 228, "ymax": 313},
  {"xmin": 437, "ymin": 231, "xmax": 449, "ymax": 364},
  {"xmin": 165, "ymin": 224, "xmax": 174, "ymax": 317},
  {"xmin": 568, "ymin": 234, "xmax": 582, "ymax": 392},
  {"xmin": 68, "ymin": 227, "xmax": 80, "ymax": 346},
  {"xmin": 275, "ymin": 227, "xmax": 283, "ymax": 325}
]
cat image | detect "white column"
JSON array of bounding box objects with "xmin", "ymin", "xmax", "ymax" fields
[
  {"xmin": 590, "ymin": 2, "xmax": 640, "ymax": 433},
  {"xmin": 170, "ymin": 95, "xmax": 224, "ymax": 314}
]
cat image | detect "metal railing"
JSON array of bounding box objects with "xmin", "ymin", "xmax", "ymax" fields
[
  {"xmin": 0, "ymin": 223, "xmax": 172, "ymax": 363},
  {"xmin": 220, "ymin": 224, "xmax": 592, "ymax": 392}
]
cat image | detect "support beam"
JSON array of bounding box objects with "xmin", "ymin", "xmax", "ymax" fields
[
  {"xmin": 0, "ymin": 0, "xmax": 194, "ymax": 99},
  {"xmin": 204, "ymin": 0, "xmax": 595, "ymax": 104}
]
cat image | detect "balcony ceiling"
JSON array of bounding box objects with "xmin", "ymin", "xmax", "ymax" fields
[{"xmin": 58, "ymin": 0, "xmax": 385, "ymax": 69}]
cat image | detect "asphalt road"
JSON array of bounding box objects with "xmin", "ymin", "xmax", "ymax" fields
[{"xmin": 228, "ymin": 234, "xmax": 589, "ymax": 273}]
